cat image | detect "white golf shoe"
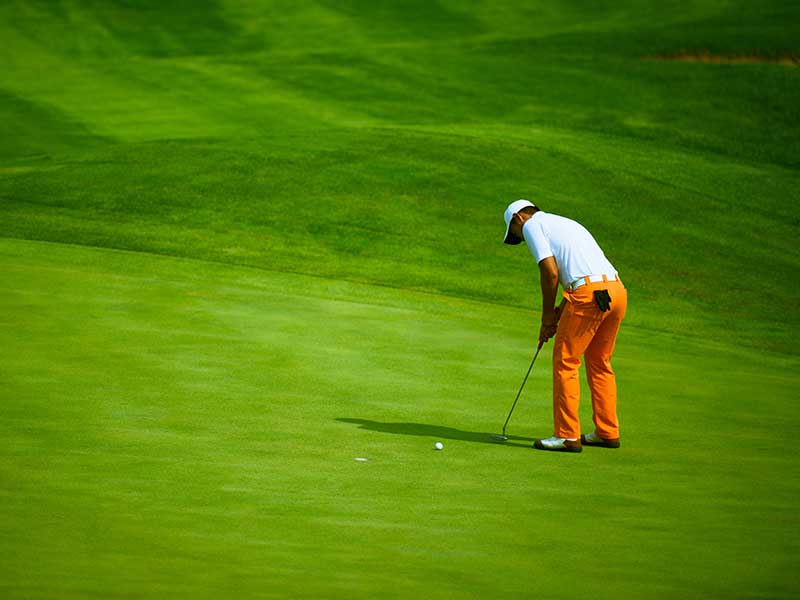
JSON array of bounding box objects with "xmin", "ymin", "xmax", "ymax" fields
[{"xmin": 533, "ymin": 436, "xmax": 582, "ymax": 453}]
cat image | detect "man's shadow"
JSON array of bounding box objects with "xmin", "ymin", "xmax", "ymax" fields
[{"xmin": 336, "ymin": 418, "xmax": 533, "ymax": 448}]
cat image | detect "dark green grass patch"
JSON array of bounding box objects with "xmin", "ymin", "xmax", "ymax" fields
[
  {"xmin": 0, "ymin": 89, "xmax": 108, "ymax": 162},
  {"xmin": 2, "ymin": 239, "xmax": 799, "ymax": 598}
]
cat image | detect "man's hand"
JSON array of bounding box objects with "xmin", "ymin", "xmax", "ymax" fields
[
  {"xmin": 538, "ymin": 299, "xmax": 567, "ymax": 346},
  {"xmin": 538, "ymin": 322, "xmax": 558, "ymax": 346},
  {"xmin": 538, "ymin": 305, "xmax": 560, "ymax": 346}
]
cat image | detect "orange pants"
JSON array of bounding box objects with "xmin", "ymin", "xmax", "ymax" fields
[{"xmin": 552, "ymin": 278, "xmax": 627, "ymax": 439}]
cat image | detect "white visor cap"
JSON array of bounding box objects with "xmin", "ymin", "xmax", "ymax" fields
[{"xmin": 503, "ymin": 199, "xmax": 536, "ymax": 244}]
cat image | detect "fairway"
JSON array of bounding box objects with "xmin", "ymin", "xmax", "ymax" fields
[{"xmin": 2, "ymin": 1, "xmax": 799, "ymax": 598}]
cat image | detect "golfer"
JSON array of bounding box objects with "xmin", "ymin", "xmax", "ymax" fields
[{"xmin": 502, "ymin": 199, "xmax": 627, "ymax": 453}]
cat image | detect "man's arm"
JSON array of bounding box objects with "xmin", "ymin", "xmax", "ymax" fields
[{"xmin": 538, "ymin": 256, "xmax": 560, "ymax": 345}]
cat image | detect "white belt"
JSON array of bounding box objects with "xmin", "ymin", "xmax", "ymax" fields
[{"xmin": 567, "ymin": 274, "xmax": 619, "ymax": 291}]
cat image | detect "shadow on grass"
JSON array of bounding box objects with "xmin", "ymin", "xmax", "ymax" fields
[{"xmin": 336, "ymin": 418, "xmax": 534, "ymax": 448}]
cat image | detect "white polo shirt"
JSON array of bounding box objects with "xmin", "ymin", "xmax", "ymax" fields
[{"xmin": 522, "ymin": 211, "xmax": 617, "ymax": 289}]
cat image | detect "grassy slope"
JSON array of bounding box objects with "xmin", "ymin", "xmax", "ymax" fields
[
  {"xmin": 1, "ymin": 0, "xmax": 799, "ymax": 597},
  {"xmin": 1, "ymin": 0, "xmax": 798, "ymax": 352}
]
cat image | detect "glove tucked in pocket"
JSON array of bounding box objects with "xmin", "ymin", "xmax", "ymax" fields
[{"xmin": 594, "ymin": 289, "xmax": 612, "ymax": 312}]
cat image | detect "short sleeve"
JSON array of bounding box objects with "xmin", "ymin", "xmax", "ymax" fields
[{"xmin": 522, "ymin": 219, "xmax": 553, "ymax": 264}]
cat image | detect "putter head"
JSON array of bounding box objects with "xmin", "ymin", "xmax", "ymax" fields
[{"xmin": 490, "ymin": 434, "xmax": 508, "ymax": 442}]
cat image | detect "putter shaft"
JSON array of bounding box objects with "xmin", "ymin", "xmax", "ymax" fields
[{"xmin": 501, "ymin": 341, "xmax": 543, "ymax": 437}]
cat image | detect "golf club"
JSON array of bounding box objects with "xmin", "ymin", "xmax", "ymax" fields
[
  {"xmin": 491, "ymin": 299, "xmax": 566, "ymax": 442},
  {"xmin": 491, "ymin": 341, "xmax": 543, "ymax": 442}
]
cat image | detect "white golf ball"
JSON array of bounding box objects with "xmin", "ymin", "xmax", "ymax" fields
[{"xmin": 434, "ymin": 442, "xmax": 444, "ymax": 450}]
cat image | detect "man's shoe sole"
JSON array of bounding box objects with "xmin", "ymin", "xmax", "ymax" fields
[
  {"xmin": 533, "ymin": 439, "xmax": 583, "ymax": 453},
  {"xmin": 580, "ymin": 434, "xmax": 621, "ymax": 448}
]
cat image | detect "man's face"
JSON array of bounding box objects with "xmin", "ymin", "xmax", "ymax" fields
[{"xmin": 508, "ymin": 213, "xmax": 525, "ymax": 244}]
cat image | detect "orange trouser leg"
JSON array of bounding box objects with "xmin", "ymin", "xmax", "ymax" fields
[
  {"xmin": 552, "ymin": 280, "xmax": 626, "ymax": 439},
  {"xmin": 585, "ymin": 283, "xmax": 627, "ymax": 439}
]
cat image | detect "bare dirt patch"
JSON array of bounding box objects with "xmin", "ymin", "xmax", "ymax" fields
[{"xmin": 647, "ymin": 51, "xmax": 799, "ymax": 67}]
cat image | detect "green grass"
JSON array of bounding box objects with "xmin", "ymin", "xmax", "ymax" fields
[
  {"xmin": 3, "ymin": 238, "xmax": 798, "ymax": 598},
  {"xmin": 1, "ymin": 1, "xmax": 799, "ymax": 598}
]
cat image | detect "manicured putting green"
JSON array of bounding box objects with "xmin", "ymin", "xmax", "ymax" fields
[{"xmin": 2, "ymin": 238, "xmax": 797, "ymax": 598}]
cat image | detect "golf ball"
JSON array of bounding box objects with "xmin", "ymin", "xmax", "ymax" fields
[{"xmin": 434, "ymin": 442, "xmax": 444, "ymax": 450}]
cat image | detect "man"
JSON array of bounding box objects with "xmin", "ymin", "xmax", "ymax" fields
[{"xmin": 502, "ymin": 199, "xmax": 627, "ymax": 453}]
